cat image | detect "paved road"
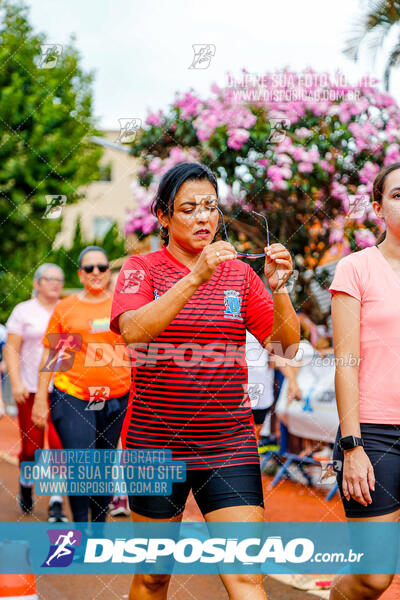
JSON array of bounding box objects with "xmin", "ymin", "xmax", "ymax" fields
[{"xmin": 0, "ymin": 458, "xmax": 326, "ymax": 600}]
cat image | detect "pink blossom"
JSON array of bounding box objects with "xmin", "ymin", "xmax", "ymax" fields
[
  {"xmin": 329, "ymin": 228, "xmax": 344, "ymax": 244},
  {"xmin": 292, "ymin": 146, "xmax": 305, "ymax": 161},
  {"xmin": 298, "ymin": 162, "xmax": 313, "ymax": 173},
  {"xmin": 148, "ymin": 157, "xmax": 163, "ymax": 174},
  {"xmin": 227, "ymin": 128, "xmax": 250, "ymax": 150},
  {"xmin": 295, "ymin": 127, "xmax": 313, "ymax": 138},
  {"xmin": 175, "ymin": 92, "xmax": 203, "ymax": 120},
  {"xmin": 257, "ymin": 158, "xmax": 270, "ymax": 167},
  {"xmin": 384, "ymin": 143, "xmax": 400, "ymax": 166},
  {"xmin": 354, "ymin": 229, "xmax": 376, "ymax": 248},
  {"xmin": 304, "ymin": 149, "xmax": 320, "ymax": 163},
  {"xmin": 330, "ymin": 181, "xmax": 348, "ymax": 201},
  {"xmin": 358, "ymin": 162, "xmax": 380, "ymax": 185},
  {"xmin": 145, "ymin": 110, "xmax": 163, "ymax": 127},
  {"xmin": 267, "ymin": 165, "xmax": 285, "ymax": 181},
  {"xmin": 320, "ymin": 160, "xmax": 334, "ymax": 173}
]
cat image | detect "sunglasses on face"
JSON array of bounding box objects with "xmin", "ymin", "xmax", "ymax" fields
[{"xmin": 81, "ymin": 264, "xmax": 109, "ymax": 274}]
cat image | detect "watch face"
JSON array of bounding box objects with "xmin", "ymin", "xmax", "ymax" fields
[{"xmin": 340, "ymin": 436, "xmax": 355, "ymax": 451}]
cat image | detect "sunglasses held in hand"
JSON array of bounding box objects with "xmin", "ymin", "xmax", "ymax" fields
[{"xmin": 216, "ymin": 207, "xmax": 270, "ymax": 258}]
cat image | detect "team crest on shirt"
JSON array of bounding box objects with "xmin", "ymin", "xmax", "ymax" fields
[
  {"xmin": 224, "ymin": 290, "xmax": 243, "ymax": 320},
  {"xmin": 154, "ymin": 289, "xmax": 161, "ymax": 300}
]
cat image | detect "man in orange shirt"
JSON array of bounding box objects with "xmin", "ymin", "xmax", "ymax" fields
[{"xmin": 32, "ymin": 246, "xmax": 131, "ymax": 523}]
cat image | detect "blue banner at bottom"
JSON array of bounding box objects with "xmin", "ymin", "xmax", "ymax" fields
[{"xmin": 0, "ymin": 522, "xmax": 399, "ymax": 574}]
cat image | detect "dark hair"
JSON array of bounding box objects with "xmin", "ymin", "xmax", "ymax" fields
[
  {"xmin": 373, "ymin": 162, "xmax": 400, "ymax": 244},
  {"xmin": 78, "ymin": 245, "xmax": 109, "ymax": 268},
  {"xmin": 151, "ymin": 162, "xmax": 218, "ymax": 245}
]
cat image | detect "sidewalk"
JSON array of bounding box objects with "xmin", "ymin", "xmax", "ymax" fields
[{"xmin": 1, "ymin": 414, "xmax": 399, "ymax": 599}]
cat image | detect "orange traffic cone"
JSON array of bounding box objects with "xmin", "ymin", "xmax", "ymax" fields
[
  {"xmin": 0, "ymin": 574, "xmax": 37, "ymax": 599},
  {"xmin": 0, "ymin": 541, "xmax": 38, "ymax": 599}
]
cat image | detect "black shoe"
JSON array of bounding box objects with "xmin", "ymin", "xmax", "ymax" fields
[
  {"xmin": 48, "ymin": 500, "xmax": 68, "ymax": 523},
  {"xmin": 17, "ymin": 484, "xmax": 33, "ymax": 514}
]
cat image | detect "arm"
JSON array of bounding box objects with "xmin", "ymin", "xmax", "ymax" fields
[
  {"xmin": 0, "ymin": 379, "xmax": 4, "ymax": 418},
  {"xmin": 119, "ymin": 241, "xmax": 236, "ymax": 344},
  {"xmin": 269, "ymin": 353, "xmax": 301, "ymax": 402},
  {"xmin": 331, "ymin": 292, "xmax": 374, "ymax": 506},
  {"xmin": 4, "ymin": 334, "xmax": 29, "ymax": 404},
  {"xmin": 120, "ymin": 272, "xmax": 202, "ymax": 344},
  {"xmin": 32, "ymin": 347, "xmax": 54, "ymax": 429},
  {"xmin": 266, "ymin": 287, "xmax": 300, "ymax": 360}
]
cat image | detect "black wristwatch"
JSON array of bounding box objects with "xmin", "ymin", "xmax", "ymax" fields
[{"xmin": 338, "ymin": 435, "xmax": 364, "ymax": 452}]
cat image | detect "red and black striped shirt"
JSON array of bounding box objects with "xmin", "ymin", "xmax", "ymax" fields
[{"xmin": 110, "ymin": 246, "xmax": 274, "ymax": 470}]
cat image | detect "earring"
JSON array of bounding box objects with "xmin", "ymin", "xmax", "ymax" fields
[{"xmin": 160, "ymin": 225, "xmax": 168, "ymax": 238}]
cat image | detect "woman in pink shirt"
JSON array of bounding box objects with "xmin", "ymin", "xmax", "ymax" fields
[
  {"xmin": 5, "ymin": 263, "xmax": 66, "ymax": 521},
  {"xmin": 329, "ymin": 163, "xmax": 400, "ymax": 600}
]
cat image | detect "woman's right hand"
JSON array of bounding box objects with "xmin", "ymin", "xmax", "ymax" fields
[
  {"xmin": 32, "ymin": 394, "xmax": 49, "ymax": 429},
  {"xmin": 191, "ymin": 241, "xmax": 237, "ymax": 285},
  {"xmin": 11, "ymin": 382, "xmax": 29, "ymax": 404},
  {"xmin": 342, "ymin": 446, "xmax": 375, "ymax": 506}
]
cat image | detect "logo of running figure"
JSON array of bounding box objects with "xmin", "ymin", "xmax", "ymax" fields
[
  {"xmin": 224, "ymin": 290, "xmax": 242, "ymax": 320},
  {"xmin": 318, "ymin": 460, "xmax": 342, "ymax": 485},
  {"xmin": 120, "ymin": 269, "xmax": 146, "ymax": 294},
  {"xmin": 115, "ymin": 118, "xmax": 142, "ymax": 144},
  {"xmin": 42, "ymin": 334, "xmax": 82, "ymax": 372},
  {"xmin": 247, "ymin": 383, "xmax": 265, "ymax": 408},
  {"xmin": 42, "ymin": 195, "xmax": 67, "ymax": 219},
  {"xmin": 86, "ymin": 386, "xmax": 110, "ymax": 411},
  {"xmin": 188, "ymin": 44, "xmax": 216, "ymax": 69},
  {"xmin": 347, "ymin": 194, "xmax": 370, "ymax": 219},
  {"xmin": 42, "ymin": 529, "xmax": 82, "ymax": 567},
  {"xmin": 274, "ymin": 269, "xmax": 299, "ymax": 294},
  {"xmin": 268, "ymin": 118, "xmax": 291, "ymax": 143},
  {"xmin": 39, "ymin": 44, "xmax": 63, "ymax": 69}
]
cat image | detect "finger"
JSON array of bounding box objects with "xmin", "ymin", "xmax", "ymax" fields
[
  {"xmin": 216, "ymin": 252, "xmax": 237, "ymax": 263},
  {"xmin": 265, "ymin": 244, "xmax": 283, "ymax": 252},
  {"xmin": 265, "ymin": 248, "xmax": 290, "ymax": 258},
  {"xmin": 213, "ymin": 241, "xmax": 236, "ymax": 252},
  {"xmin": 367, "ymin": 466, "xmax": 375, "ymax": 492},
  {"xmin": 351, "ymin": 481, "xmax": 367, "ymax": 506},
  {"xmin": 360, "ymin": 478, "xmax": 372, "ymax": 504},
  {"xmin": 273, "ymin": 259, "xmax": 292, "ymax": 267},
  {"xmin": 347, "ymin": 480, "xmax": 355, "ymax": 502},
  {"xmin": 342, "ymin": 478, "xmax": 350, "ymax": 501}
]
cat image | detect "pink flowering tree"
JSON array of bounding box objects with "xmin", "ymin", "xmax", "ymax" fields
[{"xmin": 126, "ymin": 70, "xmax": 400, "ymax": 301}]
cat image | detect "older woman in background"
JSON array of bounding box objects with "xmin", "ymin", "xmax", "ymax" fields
[{"xmin": 5, "ymin": 263, "xmax": 66, "ymax": 521}]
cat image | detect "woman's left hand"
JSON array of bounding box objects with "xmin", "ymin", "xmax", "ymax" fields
[{"xmin": 264, "ymin": 244, "xmax": 293, "ymax": 292}]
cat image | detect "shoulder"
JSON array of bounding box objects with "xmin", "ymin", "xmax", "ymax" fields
[
  {"xmin": 336, "ymin": 247, "xmax": 375, "ymax": 269},
  {"xmin": 7, "ymin": 298, "xmax": 35, "ymax": 319},
  {"xmin": 53, "ymin": 295, "xmax": 80, "ymax": 312},
  {"xmin": 120, "ymin": 250, "xmax": 166, "ymax": 271}
]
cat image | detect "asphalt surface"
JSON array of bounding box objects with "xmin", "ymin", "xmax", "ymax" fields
[{"xmin": 0, "ymin": 458, "xmax": 326, "ymax": 600}]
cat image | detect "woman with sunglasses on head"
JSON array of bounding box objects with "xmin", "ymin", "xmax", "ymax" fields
[
  {"xmin": 111, "ymin": 162, "xmax": 299, "ymax": 600},
  {"xmin": 32, "ymin": 246, "xmax": 131, "ymax": 524},
  {"xmin": 329, "ymin": 163, "xmax": 400, "ymax": 600}
]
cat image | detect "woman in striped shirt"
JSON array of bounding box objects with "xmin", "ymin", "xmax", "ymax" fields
[{"xmin": 111, "ymin": 162, "xmax": 299, "ymax": 600}]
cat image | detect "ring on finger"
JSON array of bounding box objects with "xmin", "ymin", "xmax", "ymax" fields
[{"xmin": 216, "ymin": 251, "xmax": 220, "ymax": 257}]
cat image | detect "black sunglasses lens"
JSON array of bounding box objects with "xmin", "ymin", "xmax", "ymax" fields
[{"xmin": 82, "ymin": 264, "xmax": 109, "ymax": 273}]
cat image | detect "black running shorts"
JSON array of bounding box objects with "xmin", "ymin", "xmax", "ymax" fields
[
  {"xmin": 128, "ymin": 462, "xmax": 264, "ymax": 519},
  {"xmin": 333, "ymin": 423, "xmax": 400, "ymax": 518}
]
